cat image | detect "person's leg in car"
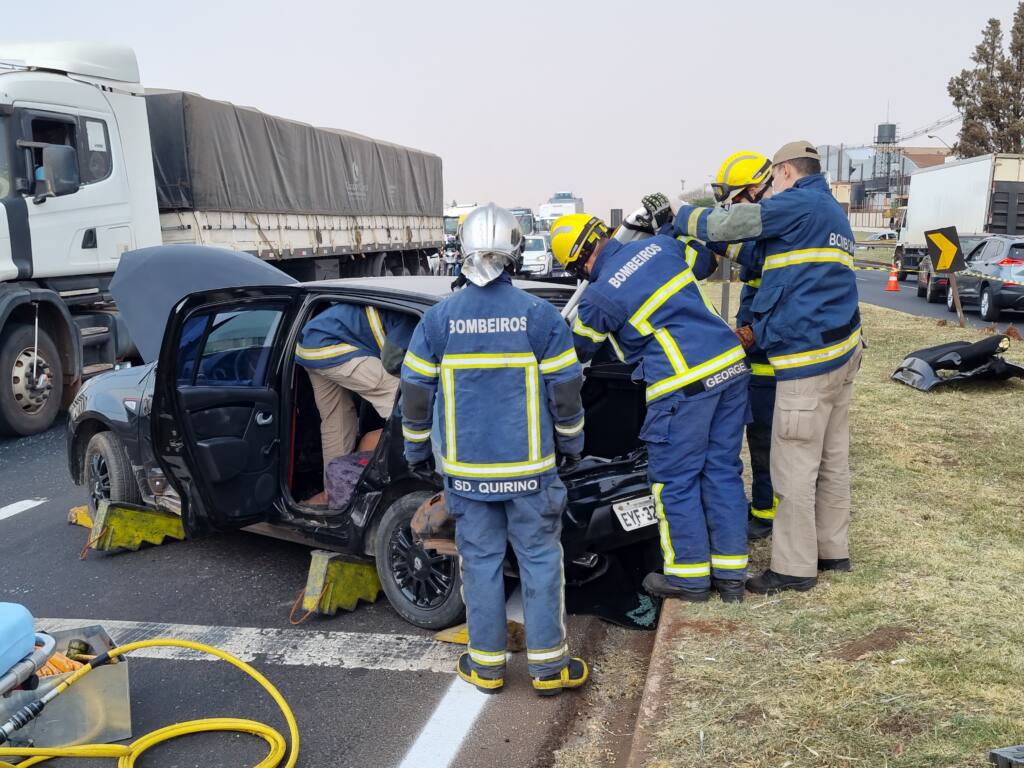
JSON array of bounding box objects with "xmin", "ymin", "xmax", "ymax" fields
[
  {"xmin": 332, "ymin": 355, "xmax": 400, "ymax": 420},
  {"xmin": 308, "ymin": 369, "xmax": 359, "ymax": 468}
]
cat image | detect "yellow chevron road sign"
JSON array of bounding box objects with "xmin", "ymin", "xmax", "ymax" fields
[{"xmin": 925, "ymin": 227, "xmax": 965, "ymax": 273}]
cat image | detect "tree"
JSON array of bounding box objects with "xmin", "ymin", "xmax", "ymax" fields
[{"xmin": 948, "ymin": 4, "xmax": 1024, "ymax": 156}]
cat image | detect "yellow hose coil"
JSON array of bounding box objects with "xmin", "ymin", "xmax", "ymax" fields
[{"xmin": 0, "ymin": 638, "xmax": 299, "ymax": 768}]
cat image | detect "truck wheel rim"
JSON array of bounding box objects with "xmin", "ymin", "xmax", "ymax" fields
[
  {"xmin": 89, "ymin": 452, "xmax": 111, "ymax": 510},
  {"xmin": 11, "ymin": 348, "xmax": 52, "ymax": 416},
  {"xmin": 388, "ymin": 524, "xmax": 456, "ymax": 610}
]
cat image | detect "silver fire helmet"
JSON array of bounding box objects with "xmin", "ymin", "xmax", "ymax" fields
[{"xmin": 459, "ymin": 203, "xmax": 523, "ymax": 287}]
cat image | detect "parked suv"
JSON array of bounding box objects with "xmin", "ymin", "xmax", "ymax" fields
[
  {"xmin": 941, "ymin": 235, "xmax": 1024, "ymax": 321},
  {"xmin": 916, "ymin": 235, "xmax": 985, "ymax": 304},
  {"xmin": 67, "ymin": 247, "xmax": 658, "ymax": 630}
]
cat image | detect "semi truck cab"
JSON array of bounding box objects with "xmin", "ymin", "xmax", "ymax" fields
[{"xmin": 0, "ymin": 43, "xmax": 158, "ymax": 435}]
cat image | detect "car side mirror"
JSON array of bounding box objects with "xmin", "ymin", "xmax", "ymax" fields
[{"xmin": 35, "ymin": 145, "xmax": 80, "ymax": 203}]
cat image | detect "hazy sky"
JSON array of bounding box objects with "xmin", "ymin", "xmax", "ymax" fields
[{"xmin": 36, "ymin": 0, "xmax": 1020, "ymax": 215}]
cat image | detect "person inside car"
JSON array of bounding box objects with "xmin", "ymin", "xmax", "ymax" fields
[{"xmin": 296, "ymin": 303, "xmax": 417, "ymax": 502}]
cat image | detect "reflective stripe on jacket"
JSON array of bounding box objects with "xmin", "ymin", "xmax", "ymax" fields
[
  {"xmin": 674, "ymin": 174, "xmax": 860, "ymax": 381},
  {"xmin": 572, "ymin": 235, "xmax": 748, "ymax": 404},
  {"xmin": 400, "ymin": 273, "xmax": 585, "ymax": 500},
  {"xmin": 296, "ymin": 304, "xmax": 416, "ymax": 369}
]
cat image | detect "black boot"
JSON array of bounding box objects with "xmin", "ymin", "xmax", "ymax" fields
[
  {"xmin": 818, "ymin": 558, "xmax": 851, "ymax": 572},
  {"xmin": 745, "ymin": 569, "xmax": 817, "ymax": 595},
  {"xmin": 747, "ymin": 517, "xmax": 773, "ymax": 541},
  {"xmin": 532, "ymin": 657, "xmax": 589, "ymax": 697},
  {"xmin": 712, "ymin": 578, "xmax": 745, "ymax": 603},
  {"xmin": 642, "ymin": 572, "xmax": 710, "ymax": 602}
]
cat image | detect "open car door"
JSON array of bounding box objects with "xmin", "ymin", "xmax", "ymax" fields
[{"xmin": 152, "ymin": 287, "xmax": 304, "ymax": 533}]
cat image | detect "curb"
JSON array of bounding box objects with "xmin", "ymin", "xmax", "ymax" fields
[{"xmin": 625, "ymin": 599, "xmax": 686, "ymax": 768}]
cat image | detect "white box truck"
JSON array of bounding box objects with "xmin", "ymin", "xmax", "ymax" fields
[
  {"xmin": 0, "ymin": 43, "xmax": 443, "ymax": 436},
  {"xmin": 894, "ymin": 153, "xmax": 1024, "ymax": 280}
]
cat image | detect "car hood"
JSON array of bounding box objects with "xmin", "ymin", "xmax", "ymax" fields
[{"xmin": 110, "ymin": 245, "xmax": 296, "ymax": 363}]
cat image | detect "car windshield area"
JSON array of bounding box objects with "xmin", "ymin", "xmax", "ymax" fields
[
  {"xmin": 0, "ymin": 117, "xmax": 11, "ymax": 199},
  {"xmin": 176, "ymin": 307, "xmax": 284, "ymax": 386},
  {"xmin": 525, "ymin": 237, "xmax": 546, "ymax": 252}
]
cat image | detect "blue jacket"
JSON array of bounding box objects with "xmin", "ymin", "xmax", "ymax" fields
[
  {"xmin": 572, "ymin": 235, "xmax": 748, "ymax": 404},
  {"xmin": 400, "ymin": 273, "xmax": 585, "ymax": 500},
  {"xmin": 711, "ymin": 238, "xmax": 775, "ymax": 384},
  {"xmin": 296, "ymin": 304, "xmax": 417, "ymax": 369},
  {"xmin": 675, "ymin": 174, "xmax": 861, "ymax": 381}
]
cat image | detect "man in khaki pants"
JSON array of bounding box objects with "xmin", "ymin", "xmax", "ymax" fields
[
  {"xmin": 671, "ymin": 140, "xmax": 861, "ymax": 594},
  {"xmin": 296, "ymin": 303, "xmax": 417, "ymax": 472}
]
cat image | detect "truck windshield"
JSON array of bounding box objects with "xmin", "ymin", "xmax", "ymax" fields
[{"xmin": 0, "ymin": 117, "xmax": 10, "ymax": 199}]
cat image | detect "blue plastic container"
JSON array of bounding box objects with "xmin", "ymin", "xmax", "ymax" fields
[{"xmin": 0, "ymin": 602, "xmax": 35, "ymax": 677}]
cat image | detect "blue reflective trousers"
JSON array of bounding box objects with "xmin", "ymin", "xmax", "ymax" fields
[
  {"xmin": 448, "ymin": 479, "xmax": 569, "ymax": 678},
  {"xmin": 642, "ymin": 379, "xmax": 750, "ymax": 588}
]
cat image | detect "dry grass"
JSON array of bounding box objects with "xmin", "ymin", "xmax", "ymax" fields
[{"xmin": 645, "ymin": 301, "xmax": 1024, "ymax": 767}]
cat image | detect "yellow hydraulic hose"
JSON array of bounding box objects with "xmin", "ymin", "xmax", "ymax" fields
[{"xmin": 0, "ymin": 638, "xmax": 299, "ymax": 768}]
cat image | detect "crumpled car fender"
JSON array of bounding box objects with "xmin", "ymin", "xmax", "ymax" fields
[{"xmin": 891, "ymin": 334, "xmax": 1024, "ymax": 391}]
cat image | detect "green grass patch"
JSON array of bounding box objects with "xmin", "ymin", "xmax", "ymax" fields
[{"xmin": 647, "ymin": 302, "xmax": 1024, "ymax": 767}]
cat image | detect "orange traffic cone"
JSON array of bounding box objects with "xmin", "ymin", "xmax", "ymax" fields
[{"xmin": 885, "ymin": 267, "xmax": 900, "ymax": 292}]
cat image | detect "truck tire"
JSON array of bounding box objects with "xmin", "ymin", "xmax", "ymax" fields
[
  {"xmin": 84, "ymin": 431, "xmax": 142, "ymax": 514},
  {"xmin": 0, "ymin": 324, "xmax": 64, "ymax": 436},
  {"xmin": 374, "ymin": 491, "xmax": 465, "ymax": 630},
  {"xmin": 979, "ymin": 285, "xmax": 1001, "ymax": 322}
]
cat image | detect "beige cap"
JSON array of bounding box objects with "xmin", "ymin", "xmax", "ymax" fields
[{"xmin": 772, "ymin": 140, "xmax": 819, "ymax": 165}]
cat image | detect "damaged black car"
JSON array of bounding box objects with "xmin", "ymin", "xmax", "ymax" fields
[{"xmin": 67, "ymin": 246, "xmax": 660, "ymax": 630}]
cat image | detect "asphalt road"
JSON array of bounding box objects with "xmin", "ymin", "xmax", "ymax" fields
[
  {"xmin": 855, "ymin": 266, "xmax": 1024, "ymax": 332},
  {"xmin": 0, "ymin": 425, "xmax": 630, "ymax": 767}
]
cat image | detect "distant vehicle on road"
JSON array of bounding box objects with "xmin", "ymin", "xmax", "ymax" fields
[
  {"xmin": 856, "ymin": 230, "xmax": 898, "ymax": 249},
  {"xmin": 894, "ymin": 154, "xmax": 1024, "ymax": 282},
  {"xmin": 537, "ymin": 191, "xmax": 584, "ymax": 232},
  {"xmin": 519, "ymin": 235, "xmax": 553, "ymax": 276},
  {"xmin": 509, "ymin": 207, "xmax": 537, "ymax": 236},
  {"xmin": 915, "ymin": 234, "xmax": 986, "ymax": 303},
  {"xmin": 939, "ymin": 235, "xmax": 1024, "ymax": 321}
]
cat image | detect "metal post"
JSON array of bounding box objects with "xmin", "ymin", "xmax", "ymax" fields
[
  {"xmin": 949, "ymin": 273, "xmax": 966, "ymax": 328},
  {"xmin": 720, "ymin": 259, "xmax": 731, "ymax": 321}
]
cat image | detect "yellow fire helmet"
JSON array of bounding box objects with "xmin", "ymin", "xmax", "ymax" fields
[
  {"xmin": 549, "ymin": 214, "xmax": 610, "ymax": 277},
  {"xmin": 712, "ymin": 151, "xmax": 772, "ymax": 203}
]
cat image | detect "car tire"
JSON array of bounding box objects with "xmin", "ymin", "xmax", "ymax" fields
[
  {"xmin": 979, "ymin": 285, "xmax": 1001, "ymax": 322},
  {"xmin": 925, "ymin": 275, "xmax": 942, "ymax": 304},
  {"xmin": 0, "ymin": 323, "xmax": 64, "ymax": 436},
  {"xmin": 946, "ymin": 287, "xmax": 958, "ymax": 313},
  {"xmin": 84, "ymin": 431, "xmax": 142, "ymax": 515},
  {"xmin": 374, "ymin": 491, "xmax": 465, "ymax": 630},
  {"xmin": 916, "ymin": 275, "xmax": 927, "ymax": 298}
]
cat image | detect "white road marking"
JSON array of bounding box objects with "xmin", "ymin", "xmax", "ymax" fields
[
  {"xmin": 396, "ymin": 678, "xmax": 490, "ymax": 768},
  {"xmin": 0, "ymin": 499, "xmax": 45, "ymax": 522},
  {"xmin": 37, "ymin": 618, "xmax": 461, "ymax": 674}
]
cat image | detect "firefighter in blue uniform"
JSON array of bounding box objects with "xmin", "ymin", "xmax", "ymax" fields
[
  {"xmin": 297, "ymin": 303, "xmax": 417, "ymax": 475},
  {"xmin": 706, "ymin": 151, "xmax": 779, "ymax": 539},
  {"xmin": 401, "ymin": 204, "xmax": 590, "ymax": 696},
  {"xmin": 673, "ymin": 141, "xmax": 862, "ymax": 595},
  {"xmin": 550, "ymin": 212, "xmax": 751, "ymax": 604}
]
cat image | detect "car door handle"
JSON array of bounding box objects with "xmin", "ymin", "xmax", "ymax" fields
[{"xmin": 255, "ymin": 411, "xmax": 273, "ymax": 427}]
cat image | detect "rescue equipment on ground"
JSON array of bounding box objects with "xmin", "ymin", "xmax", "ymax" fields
[
  {"xmin": 0, "ymin": 605, "xmax": 300, "ymax": 767},
  {"xmin": 891, "ymin": 335, "xmax": 1024, "ymax": 391}
]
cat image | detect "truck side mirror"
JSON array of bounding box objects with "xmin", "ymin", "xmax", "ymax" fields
[{"xmin": 36, "ymin": 145, "xmax": 80, "ymax": 202}]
